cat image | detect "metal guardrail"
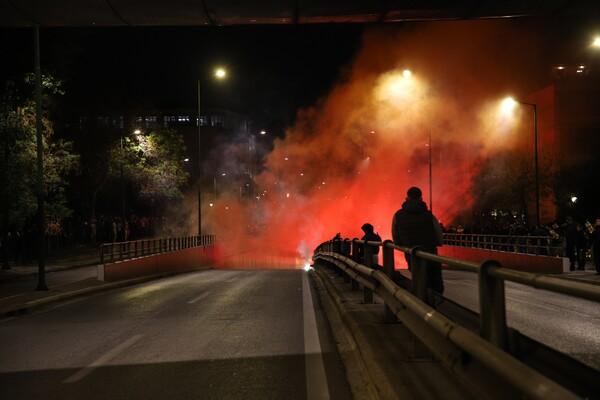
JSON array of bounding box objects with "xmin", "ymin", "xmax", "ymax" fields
[
  {"xmin": 443, "ymin": 233, "xmax": 565, "ymax": 257},
  {"xmin": 313, "ymin": 238, "xmax": 599, "ymax": 400},
  {"xmin": 99, "ymin": 235, "xmax": 215, "ymax": 264}
]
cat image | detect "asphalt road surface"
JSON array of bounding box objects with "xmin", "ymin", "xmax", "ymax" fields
[
  {"xmin": 443, "ymin": 270, "xmax": 600, "ymax": 371},
  {"xmin": 0, "ymin": 269, "xmax": 352, "ymax": 400}
]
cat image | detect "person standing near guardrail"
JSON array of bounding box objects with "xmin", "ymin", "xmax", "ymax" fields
[
  {"xmin": 359, "ymin": 223, "xmax": 382, "ymax": 268},
  {"xmin": 561, "ymin": 216, "xmax": 579, "ymax": 271},
  {"xmin": 592, "ymin": 218, "xmax": 600, "ymax": 275},
  {"xmin": 391, "ymin": 186, "xmax": 444, "ymax": 294}
]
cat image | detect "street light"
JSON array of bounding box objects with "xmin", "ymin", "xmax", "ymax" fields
[
  {"xmin": 502, "ymin": 97, "xmax": 540, "ymax": 227},
  {"xmin": 197, "ymin": 68, "xmax": 227, "ymax": 236}
]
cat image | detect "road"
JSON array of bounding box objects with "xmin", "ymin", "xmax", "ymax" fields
[
  {"xmin": 443, "ymin": 270, "xmax": 600, "ymax": 371},
  {"xmin": 0, "ymin": 269, "xmax": 352, "ymax": 400}
]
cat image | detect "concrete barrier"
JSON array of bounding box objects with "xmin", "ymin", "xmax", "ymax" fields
[
  {"xmin": 438, "ymin": 246, "xmax": 564, "ymax": 274},
  {"xmin": 98, "ymin": 245, "xmax": 222, "ymax": 282}
]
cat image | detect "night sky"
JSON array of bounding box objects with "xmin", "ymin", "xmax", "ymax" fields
[
  {"xmin": 1, "ymin": 17, "xmax": 598, "ymax": 132},
  {"xmin": 1, "ymin": 24, "xmax": 365, "ymax": 134}
]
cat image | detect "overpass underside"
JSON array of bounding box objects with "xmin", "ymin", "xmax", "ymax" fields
[{"xmin": 0, "ymin": 0, "xmax": 595, "ymax": 27}]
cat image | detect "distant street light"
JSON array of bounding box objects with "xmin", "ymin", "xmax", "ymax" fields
[
  {"xmin": 593, "ymin": 37, "xmax": 600, "ymax": 47},
  {"xmin": 215, "ymin": 68, "xmax": 226, "ymax": 78},
  {"xmin": 197, "ymin": 68, "xmax": 227, "ymax": 236},
  {"xmin": 502, "ymin": 97, "xmax": 540, "ymax": 227}
]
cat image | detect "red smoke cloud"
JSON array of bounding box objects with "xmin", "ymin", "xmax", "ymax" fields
[{"xmin": 204, "ymin": 19, "xmax": 554, "ymax": 267}]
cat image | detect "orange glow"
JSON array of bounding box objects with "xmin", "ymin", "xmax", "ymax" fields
[{"xmin": 194, "ymin": 20, "xmax": 554, "ymax": 269}]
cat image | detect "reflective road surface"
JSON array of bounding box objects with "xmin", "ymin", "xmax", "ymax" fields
[{"xmin": 0, "ymin": 270, "xmax": 351, "ymax": 400}]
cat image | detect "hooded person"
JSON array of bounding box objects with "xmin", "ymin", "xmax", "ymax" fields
[
  {"xmin": 359, "ymin": 223, "xmax": 382, "ymax": 267},
  {"xmin": 391, "ymin": 186, "xmax": 444, "ymax": 294}
]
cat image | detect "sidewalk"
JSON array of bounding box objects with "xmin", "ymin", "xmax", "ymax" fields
[
  {"xmin": 0, "ymin": 245, "xmax": 189, "ymax": 316},
  {"xmin": 0, "ymin": 244, "xmax": 101, "ymax": 283}
]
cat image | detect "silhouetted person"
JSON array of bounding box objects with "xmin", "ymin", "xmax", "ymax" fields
[
  {"xmin": 392, "ymin": 186, "xmax": 444, "ymax": 294},
  {"xmin": 575, "ymin": 223, "xmax": 589, "ymax": 271},
  {"xmin": 592, "ymin": 218, "xmax": 600, "ymax": 275},
  {"xmin": 563, "ymin": 216, "xmax": 578, "ymax": 271},
  {"xmin": 358, "ymin": 223, "xmax": 382, "ymax": 268}
]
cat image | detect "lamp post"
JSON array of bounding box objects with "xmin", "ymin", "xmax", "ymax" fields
[
  {"xmin": 428, "ymin": 129, "xmax": 433, "ymax": 214},
  {"xmin": 247, "ymin": 130, "xmax": 266, "ymax": 202},
  {"xmin": 503, "ymin": 97, "xmax": 540, "ymax": 227},
  {"xmin": 120, "ymin": 129, "xmax": 141, "ymax": 239},
  {"xmin": 197, "ymin": 68, "xmax": 226, "ymax": 236},
  {"xmin": 401, "ymin": 69, "xmax": 434, "ymax": 213},
  {"xmin": 34, "ymin": 27, "xmax": 47, "ymax": 291}
]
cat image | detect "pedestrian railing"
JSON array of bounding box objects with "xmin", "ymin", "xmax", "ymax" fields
[
  {"xmin": 443, "ymin": 233, "xmax": 565, "ymax": 257},
  {"xmin": 99, "ymin": 235, "xmax": 215, "ymax": 264},
  {"xmin": 313, "ymin": 238, "xmax": 599, "ymax": 400}
]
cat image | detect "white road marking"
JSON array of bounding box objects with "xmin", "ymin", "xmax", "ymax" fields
[
  {"xmin": 63, "ymin": 334, "xmax": 143, "ymax": 383},
  {"xmin": 188, "ymin": 291, "xmax": 211, "ymax": 304},
  {"xmin": 302, "ymin": 272, "xmax": 331, "ymax": 399}
]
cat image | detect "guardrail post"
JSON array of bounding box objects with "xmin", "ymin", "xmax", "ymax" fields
[
  {"xmin": 382, "ymin": 240, "xmax": 396, "ymax": 322},
  {"xmin": 351, "ymin": 239, "xmax": 359, "ymax": 291},
  {"xmin": 363, "ymin": 242, "xmax": 373, "ymax": 303},
  {"xmin": 410, "ymin": 246, "xmax": 434, "ymax": 359},
  {"xmin": 410, "ymin": 246, "xmax": 429, "ymax": 305},
  {"xmin": 478, "ymin": 259, "xmax": 507, "ymax": 349}
]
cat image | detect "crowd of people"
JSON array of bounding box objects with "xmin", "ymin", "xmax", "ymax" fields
[
  {"xmin": 331, "ymin": 186, "xmax": 600, "ymax": 303},
  {"xmin": 442, "ymin": 216, "xmax": 600, "ymax": 274},
  {"xmin": 0, "ymin": 213, "xmax": 163, "ymax": 268}
]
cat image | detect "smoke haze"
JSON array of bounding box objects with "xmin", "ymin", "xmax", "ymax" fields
[{"xmin": 201, "ymin": 19, "xmax": 556, "ymax": 267}]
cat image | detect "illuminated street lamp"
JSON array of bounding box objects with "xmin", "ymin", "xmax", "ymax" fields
[
  {"xmin": 593, "ymin": 37, "xmax": 600, "ymax": 47},
  {"xmin": 197, "ymin": 68, "xmax": 227, "ymax": 236},
  {"xmin": 502, "ymin": 97, "xmax": 540, "ymax": 227}
]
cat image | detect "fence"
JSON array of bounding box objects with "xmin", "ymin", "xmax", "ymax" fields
[
  {"xmin": 313, "ymin": 238, "xmax": 599, "ymax": 400},
  {"xmin": 99, "ymin": 235, "xmax": 215, "ymax": 264},
  {"xmin": 443, "ymin": 233, "xmax": 565, "ymax": 256}
]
